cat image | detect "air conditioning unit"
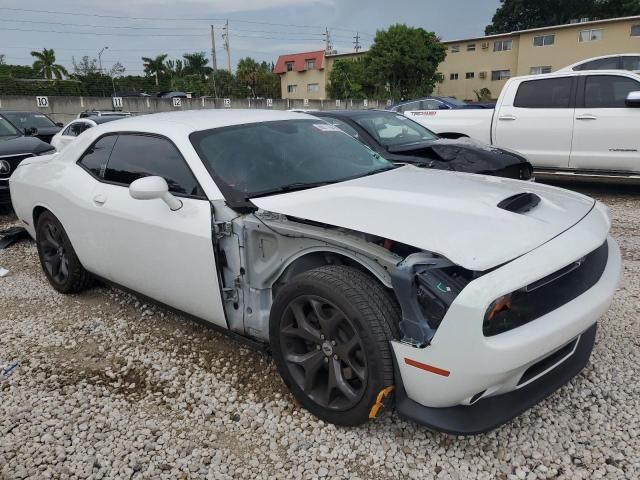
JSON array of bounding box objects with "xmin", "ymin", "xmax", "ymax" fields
[
  {"xmin": 479, "ymin": 71, "xmax": 487, "ymax": 79},
  {"xmin": 481, "ymin": 42, "xmax": 489, "ymax": 49}
]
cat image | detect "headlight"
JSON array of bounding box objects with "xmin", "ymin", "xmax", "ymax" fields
[{"xmin": 391, "ymin": 252, "xmax": 472, "ymax": 347}]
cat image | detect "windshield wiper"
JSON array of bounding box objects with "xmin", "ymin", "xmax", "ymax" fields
[{"xmin": 249, "ymin": 181, "xmax": 338, "ymax": 199}]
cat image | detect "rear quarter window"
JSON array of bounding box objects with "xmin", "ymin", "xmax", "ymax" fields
[{"xmin": 514, "ymin": 77, "xmax": 572, "ymax": 108}]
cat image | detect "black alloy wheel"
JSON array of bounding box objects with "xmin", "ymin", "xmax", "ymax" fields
[
  {"xmin": 279, "ymin": 294, "xmax": 367, "ymax": 411},
  {"xmin": 270, "ymin": 265, "xmax": 400, "ymax": 426}
]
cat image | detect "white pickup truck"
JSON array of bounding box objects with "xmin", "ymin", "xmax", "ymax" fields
[{"xmin": 405, "ymin": 70, "xmax": 640, "ymax": 180}]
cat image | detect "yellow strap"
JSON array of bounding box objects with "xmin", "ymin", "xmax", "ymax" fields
[{"xmin": 368, "ymin": 385, "xmax": 395, "ymax": 419}]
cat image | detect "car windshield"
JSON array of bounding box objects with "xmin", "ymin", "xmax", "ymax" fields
[
  {"xmin": 2, "ymin": 112, "xmax": 56, "ymax": 129},
  {"xmin": 190, "ymin": 119, "xmax": 394, "ymax": 198},
  {"xmin": 0, "ymin": 116, "xmax": 19, "ymax": 137},
  {"xmin": 353, "ymin": 112, "xmax": 439, "ymax": 147}
]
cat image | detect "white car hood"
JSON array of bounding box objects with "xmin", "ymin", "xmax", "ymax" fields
[{"xmin": 251, "ymin": 166, "xmax": 595, "ymax": 271}]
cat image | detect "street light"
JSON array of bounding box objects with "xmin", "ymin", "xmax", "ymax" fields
[{"xmin": 98, "ymin": 46, "xmax": 109, "ymax": 73}]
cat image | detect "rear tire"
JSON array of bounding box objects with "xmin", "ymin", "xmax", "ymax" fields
[
  {"xmin": 270, "ymin": 265, "xmax": 399, "ymax": 426},
  {"xmin": 36, "ymin": 211, "xmax": 93, "ymax": 294}
]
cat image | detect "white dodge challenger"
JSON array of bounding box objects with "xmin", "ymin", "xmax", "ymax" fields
[{"xmin": 9, "ymin": 110, "xmax": 621, "ymax": 434}]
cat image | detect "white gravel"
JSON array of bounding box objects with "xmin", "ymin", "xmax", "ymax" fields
[{"xmin": 1, "ymin": 184, "xmax": 639, "ymax": 480}]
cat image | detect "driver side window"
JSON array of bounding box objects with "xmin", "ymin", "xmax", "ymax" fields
[{"xmin": 102, "ymin": 134, "xmax": 205, "ymax": 198}]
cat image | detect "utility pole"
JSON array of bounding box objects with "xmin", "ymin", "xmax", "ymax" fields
[
  {"xmin": 222, "ymin": 20, "xmax": 231, "ymax": 73},
  {"xmin": 353, "ymin": 32, "xmax": 361, "ymax": 52},
  {"xmin": 210, "ymin": 25, "xmax": 218, "ymax": 99},
  {"xmin": 323, "ymin": 27, "xmax": 333, "ymax": 54}
]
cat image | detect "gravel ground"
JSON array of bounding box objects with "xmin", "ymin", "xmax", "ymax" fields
[{"xmin": 1, "ymin": 183, "xmax": 639, "ymax": 480}]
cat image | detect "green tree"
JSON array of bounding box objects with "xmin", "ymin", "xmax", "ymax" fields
[
  {"xmin": 30, "ymin": 48, "xmax": 68, "ymax": 80},
  {"xmin": 485, "ymin": 0, "xmax": 640, "ymax": 34},
  {"xmin": 72, "ymin": 56, "xmax": 99, "ymax": 76},
  {"xmin": 141, "ymin": 54, "xmax": 168, "ymax": 86},
  {"xmin": 166, "ymin": 59, "xmax": 184, "ymax": 77},
  {"xmin": 182, "ymin": 52, "xmax": 210, "ymax": 78},
  {"xmin": 236, "ymin": 57, "xmax": 261, "ymax": 96},
  {"xmin": 366, "ymin": 24, "xmax": 446, "ymax": 100},
  {"xmin": 327, "ymin": 59, "xmax": 368, "ymax": 99}
]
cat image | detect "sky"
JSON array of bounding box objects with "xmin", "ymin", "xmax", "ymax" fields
[{"xmin": 0, "ymin": 0, "xmax": 501, "ymax": 75}]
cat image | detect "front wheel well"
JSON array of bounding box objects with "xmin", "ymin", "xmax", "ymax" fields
[{"xmin": 272, "ymin": 251, "xmax": 390, "ymax": 298}]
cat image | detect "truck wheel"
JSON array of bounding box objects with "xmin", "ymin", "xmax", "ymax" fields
[
  {"xmin": 270, "ymin": 265, "xmax": 399, "ymax": 426},
  {"xmin": 36, "ymin": 211, "xmax": 93, "ymax": 294}
]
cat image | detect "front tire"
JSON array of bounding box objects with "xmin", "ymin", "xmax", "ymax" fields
[
  {"xmin": 36, "ymin": 211, "xmax": 93, "ymax": 294},
  {"xmin": 270, "ymin": 266, "xmax": 399, "ymax": 426}
]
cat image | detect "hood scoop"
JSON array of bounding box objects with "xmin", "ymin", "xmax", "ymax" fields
[{"xmin": 497, "ymin": 192, "xmax": 541, "ymax": 214}]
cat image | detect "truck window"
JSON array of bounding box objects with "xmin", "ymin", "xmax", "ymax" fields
[
  {"xmin": 584, "ymin": 75, "xmax": 640, "ymax": 108},
  {"xmin": 514, "ymin": 78, "xmax": 572, "ymax": 108}
]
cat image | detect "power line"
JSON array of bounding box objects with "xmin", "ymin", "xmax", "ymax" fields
[
  {"xmin": 0, "ymin": 27, "xmax": 206, "ymax": 37},
  {"xmin": 0, "ymin": 6, "xmax": 375, "ymax": 36}
]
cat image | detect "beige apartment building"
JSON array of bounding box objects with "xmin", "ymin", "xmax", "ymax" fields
[
  {"xmin": 274, "ymin": 50, "xmax": 366, "ymax": 100},
  {"xmin": 436, "ymin": 15, "xmax": 640, "ymax": 101}
]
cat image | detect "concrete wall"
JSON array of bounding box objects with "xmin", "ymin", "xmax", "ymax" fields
[{"xmin": 0, "ymin": 95, "xmax": 383, "ymax": 124}]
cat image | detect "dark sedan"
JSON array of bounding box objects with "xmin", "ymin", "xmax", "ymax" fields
[
  {"xmin": 312, "ymin": 110, "xmax": 532, "ymax": 180},
  {"xmin": 0, "ymin": 111, "xmax": 63, "ymax": 144},
  {"xmin": 0, "ymin": 116, "xmax": 55, "ymax": 212}
]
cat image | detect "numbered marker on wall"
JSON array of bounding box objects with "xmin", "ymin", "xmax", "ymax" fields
[
  {"xmin": 266, "ymin": 98, "xmax": 273, "ymax": 108},
  {"xmin": 303, "ymin": 99, "xmax": 309, "ymax": 107},
  {"xmin": 223, "ymin": 98, "xmax": 231, "ymax": 108},
  {"xmin": 363, "ymin": 99, "xmax": 368, "ymax": 108},
  {"xmin": 335, "ymin": 99, "xmax": 341, "ymax": 107},
  {"xmin": 36, "ymin": 96, "xmax": 49, "ymax": 108},
  {"xmin": 172, "ymin": 97, "xmax": 182, "ymax": 107},
  {"xmin": 112, "ymin": 97, "xmax": 123, "ymax": 109}
]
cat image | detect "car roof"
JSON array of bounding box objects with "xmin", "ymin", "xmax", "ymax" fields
[{"xmin": 92, "ymin": 109, "xmax": 313, "ymax": 134}]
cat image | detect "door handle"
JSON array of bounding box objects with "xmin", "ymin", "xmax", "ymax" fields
[
  {"xmin": 498, "ymin": 115, "xmax": 516, "ymax": 121},
  {"xmin": 93, "ymin": 194, "xmax": 106, "ymax": 206},
  {"xmin": 576, "ymin": 114, "xmax": 597, "ymax": 120}
]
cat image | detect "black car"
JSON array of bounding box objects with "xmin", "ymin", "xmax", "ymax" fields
[
  {"xmin": 0, "ymin": 111, "xmax": 63, "ymax": 144},
  {"xmin": 0, "ymin": 115, "xmax": 55, "ymax": 212},
  {"xmin": 312, "ymin": 110, "xmax": 532, "ymax": 180}
]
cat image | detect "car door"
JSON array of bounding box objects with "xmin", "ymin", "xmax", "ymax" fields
[
  {"xmin": 89, "ymin": 133, "xmax": 227, "ymax": 328},
  {"xmin": 570, "ymin": 73, "xmax": 640, "ymax": 173},
  {"xmin": 493, "ymin": 76, "xmax": 575, "ymax": 168}
]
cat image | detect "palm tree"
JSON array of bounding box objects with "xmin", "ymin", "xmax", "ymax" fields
[
  {"xmin": 141, "ymin": 54, "xmax": 168, "ymax": 86},
  {"xmin": 236, "ymin": 57, "xmax": 260, "ymax": 96},
  {"xmin": 182, "ymin": 52, "xmax": 209, "ymax": 78},
  {"xmin": 30, "ymin": 48, "xmax": 68, "ymax": 80}
]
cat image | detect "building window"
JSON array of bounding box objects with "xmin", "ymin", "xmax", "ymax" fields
[
  {"xmin": 493, "ymin": 39, "xmax": 513, "ymax": 52},
  {"xmin": 451, "ymin": 45, "xmax": 460, "ymax": 53},
  {"xmin": 631, "ymin": 25, "xmax": 640, "ymax": 36},
  {"xmin": 466, "ymin": 72, "xmax": 475, "ymax": 79},
  {"xmin": 450, "ymin": 73, "xmax": 459, "ymax": 80},
  {"xmin": 285, "ymin": 62, "xmax": 294, "ymax": 72},
  {"xmin": 467, "ymin": 44, "xmax": 476, "ymax": 51},
  {"xmin": 533, "ymin": 34, "xmax": 555, "ymax": 47},
  {"xmin": 287, "ymin": 84, "xmax": 297, "ymax": 93},
  {"xmin": 491, "ymin": 70, "xmax": 511, "ymax": 81},
  {"xmin": 579, "ymin": 29, "xmax": 603, "ymax": 42},
  {"xmin": 307, "ymin": 83, "xmax": 319, "ymax": 93},
  {"xmin": 530, "ymin": 66, "xmax": 552, "ymax": 75},
  {"xmin": 305, "ymin": 59, "xmax": 316, "ymax": 70}
]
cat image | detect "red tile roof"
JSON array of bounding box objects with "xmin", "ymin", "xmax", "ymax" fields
[{"xmin": 273, "ymin": 50, "xmax": 325, "ymax": 74}]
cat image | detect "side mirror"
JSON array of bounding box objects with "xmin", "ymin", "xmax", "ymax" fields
[
  {"xmin": 24, "ymin": 127, "xmax": 38, "ymax": 136},
  {"xmin": 129, "ymin": 176, "xmax": 182, "ymax": 211},
  {"xmin": 625, "ymin": 91, "xmax": 640, "ymax": 107},
  {"xmin": 438, "ymin": 104, "xmax": 449, "ymax": 110},
  {"xmin": 55, "ymin": 122, "xmax": 64, "ymax": 127}
]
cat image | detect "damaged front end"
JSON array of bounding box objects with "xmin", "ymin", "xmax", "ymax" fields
[{"xmin": 390, "ymin": 252, "xmax": 475, "ymax": 347}]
